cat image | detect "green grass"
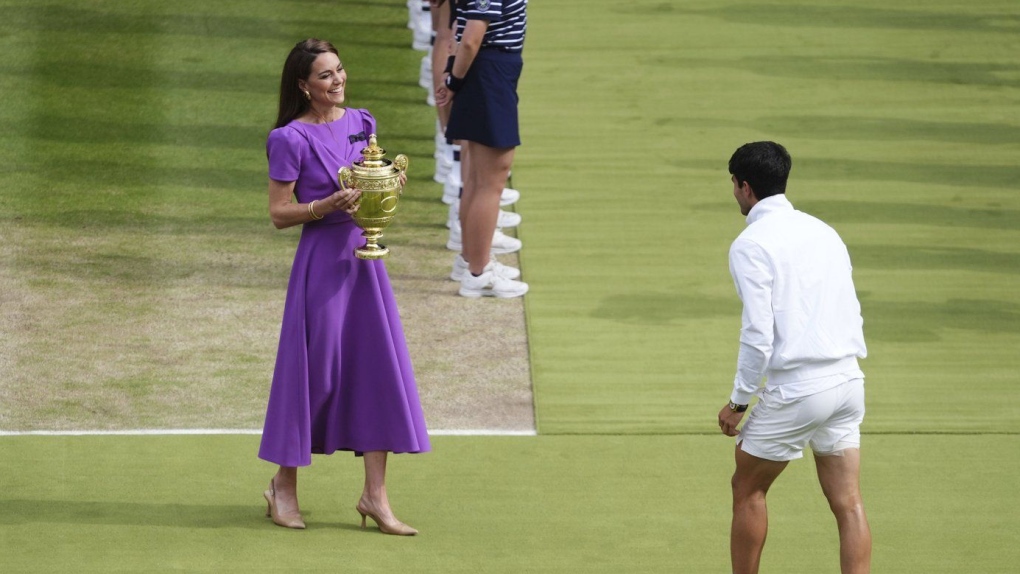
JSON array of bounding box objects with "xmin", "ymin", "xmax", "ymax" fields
[
  {"xmin": 2, "ymin": 435, "xmax": 1018, "ymax": 573},
  {"xmin": 516, "ymin": 0, "xmax": 1020, "ymax": 434}
]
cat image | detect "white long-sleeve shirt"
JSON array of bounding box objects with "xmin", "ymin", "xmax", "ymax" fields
[{"xmin": 729, "ymin": 194, "xmax": 867, "ymax": 405}]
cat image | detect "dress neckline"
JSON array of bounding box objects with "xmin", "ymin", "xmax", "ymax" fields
[{"xmin": 293, "ymin": 108, "xmax": 348, "ymax": 126}]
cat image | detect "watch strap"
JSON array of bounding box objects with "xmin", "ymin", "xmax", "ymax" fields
[{"xmin": 728, "ymin": 401, "xmax": 748, "ymax": 413}]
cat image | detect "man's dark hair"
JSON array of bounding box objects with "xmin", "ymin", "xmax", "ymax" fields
[{"xmin": 728, "ymin": 141, "xmax": 792, "ymax": 200}]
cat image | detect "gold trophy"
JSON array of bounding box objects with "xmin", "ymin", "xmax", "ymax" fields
[{"xmin": 338, "ymin": 134, "xmax": 408, "ymax": 260}]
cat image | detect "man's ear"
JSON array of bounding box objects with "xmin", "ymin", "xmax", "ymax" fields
[
  {"xmin": 740, "ymin": 180, "xmax": 756, "ymax": 200},
  {"xmin": 741, "ymin": 181, "xmax": 760, "ymax": 207}
]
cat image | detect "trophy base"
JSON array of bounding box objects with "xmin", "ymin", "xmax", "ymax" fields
[{"xmin": 355, "ymin": 244, "xmax": 389, "ymax": 260}]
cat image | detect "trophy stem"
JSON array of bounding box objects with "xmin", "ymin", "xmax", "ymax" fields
[{"xmin": 355, "ymin": 229, "xmax": 389, "ymax": 260}]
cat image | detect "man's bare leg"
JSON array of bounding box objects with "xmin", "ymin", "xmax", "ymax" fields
[
  {"xmin": 731, "ymin": 445, "xmax": 789, "ymax": 574},
  {"xmin": 814, "ymin": 449, "xmax": 871, "ymax": 574}
]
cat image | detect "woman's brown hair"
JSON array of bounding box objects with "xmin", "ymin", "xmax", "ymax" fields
[{"xmin": 274, "ymin": 39, "xmax": 340, "ymax": 129}]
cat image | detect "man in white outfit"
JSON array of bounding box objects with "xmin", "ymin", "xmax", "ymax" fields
[{"xmin": 717, "ymin": 142, "xmax": 872, "ymax": 574}]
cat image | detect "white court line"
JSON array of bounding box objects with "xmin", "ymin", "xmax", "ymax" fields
[
  {"xmin": 0, "ymin": 429, "xmax": 537, "ymax": 437},
  {"xmin": 429, "ymin": 429, "xmax": 536, "ymax": 436}
]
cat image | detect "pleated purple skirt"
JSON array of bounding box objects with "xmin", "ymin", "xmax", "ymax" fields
[{"xmin": 258, "ymin": 217, "xmax": 430, "ymax": 467}]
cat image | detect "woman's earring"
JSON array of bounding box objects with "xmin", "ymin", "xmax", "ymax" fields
[{"xmin": 303, "ymin": 90, "xmax": 311, "ymax": 101}]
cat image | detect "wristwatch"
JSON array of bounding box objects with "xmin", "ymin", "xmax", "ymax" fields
[{"xmin": 728, "ymin": 401, "xmax": 748, "ymax": 413}]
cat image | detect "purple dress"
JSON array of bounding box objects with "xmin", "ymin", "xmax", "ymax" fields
[{"xmin": 258, "ymin": 108, "xmax": 430, "ymax": 467}]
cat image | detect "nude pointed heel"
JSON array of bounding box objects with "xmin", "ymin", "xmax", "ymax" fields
[
  {"xmin": 356, "ymin": 502, "xmax": 418, "ymax": 536},
  {"xmin": 264, "ymin": 479, "xmax": 306, "ymax": 529}
]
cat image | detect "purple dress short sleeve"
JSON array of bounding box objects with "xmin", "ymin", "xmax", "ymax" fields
[
  {"xmin": 258, "ymin": 108, "xmax": 430, "ymax": 467},
  {"xmin": 266, "ymin": 127, "xmax": 304, "ymax": 182}
]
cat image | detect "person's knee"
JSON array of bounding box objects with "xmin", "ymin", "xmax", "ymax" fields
[
  {"xmin": 494, "ymin": 155, "xmax": 513, "ymax": 176},
  {"xmin": 481, "ymin": 149, "xmax": 513, "ymax": 179},
  {"xmin": 825, "ymin": 491, "xmax": 865, "ymax": 517},
  {"xmin": 731, "ymin": 473, "xmax": 769, "ymax": 504},
  {"xmin": 483, "ymin": 164, "xmax": 512, "ymax": 190}
]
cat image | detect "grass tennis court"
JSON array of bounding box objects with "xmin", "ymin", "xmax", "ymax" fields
[
  {"xmin": 2, "ymin": 0, "xmax": 1019, "ymax": 572},
  {"xmin": 517, "ymin": 1, "xmax": 1020, "ymax": 435},
  {"xmin": 3, "ymin": 435, "xmax": 1018, "ymax": 572}
]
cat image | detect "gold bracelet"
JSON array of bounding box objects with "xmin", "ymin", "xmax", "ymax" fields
[{"xmin": 308, "ymin": 200, "xmax": 323, "ymax": 220}]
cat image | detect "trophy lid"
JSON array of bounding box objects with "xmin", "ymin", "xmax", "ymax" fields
[{"xmin": 360, "ymin": 134, "xmax": 388, "ymax": 168}]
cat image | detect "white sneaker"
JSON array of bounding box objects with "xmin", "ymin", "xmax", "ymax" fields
[
  {"xmin": 489, "ymin": 229, "xmax": 522, "ymax": 254},
  {"xmin": 446, "ymin": 222, "xmax": 521, "ymax": 254},
  {"xmin": 434, "ymin": 135, "xmax": 452, "ymax": 183},
  {"xmin": 500, "ymin": 187, "xmax": 520, "ymax": 206},
  {"xmin": 446, "ymin": 201, "xmax": 459, "ymax": 229},
  {"xmin": 446, "ymin": 200, "xmax": 520, "ymax": 229},
  {"xmin": 446, "ymin": 186, "xmax": 519, "ymax": 206},
  {"xmin": 442, "ymin": 181, "xmax": 461, "ymax": 205},
  {"xmin": 411, "ymin": 14, "xmax": 432, "ymax": 50},
  {"xmin": 450, "ymin": 254, "xmax": 520, "ymax": 282},
  {"xmin": 442, "ymin": 147, "xmax": 463, "ymax": 204},
  {"xmin": 497, "ymin": 209, "xmax": 522, "ymax": 228},
  {"xmin": 434, "ymin": 120, "xmax": 447, "ymax": 152},
  {"xmin": 440, "ymin": 146, "xmax": 520, "ymax": 207},
  {"xmin": 434, "ymin": 132, "xmax": 449, "ymax": 179},
  {"xmin": 407, "ymin": 0, "xmax": 419, "ymax": 29},
  {"xmin": 419, "ymin": 52, "xmax": 432, "ymax": 90},
  {"xmin": 434, "ymin": 153, "xmax": 451, "ymax": 183},
  {"xmin": 459, "ymin": 262, "xmax": 529, "ymax": 299}
]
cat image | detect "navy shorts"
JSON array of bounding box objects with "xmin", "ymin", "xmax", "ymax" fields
[{"xmin": 446, "ymin": 49, "xmax": 522, "ymax": 149}]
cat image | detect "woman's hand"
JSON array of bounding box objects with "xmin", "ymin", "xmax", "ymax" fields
[
  {"xmin": 435, "ymin": 80, "xmax": 452, "ymax": 108},
  {"xmin": 325, "ymin": 186, "xmax": 362, "ymax": 215}
]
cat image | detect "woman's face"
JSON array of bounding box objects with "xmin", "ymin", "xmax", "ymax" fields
[{"xmin": 299, "ymin": 52, "xmax": 346, "ymax": 107}]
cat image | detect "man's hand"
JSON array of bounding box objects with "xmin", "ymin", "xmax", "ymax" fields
[{"xmin": 718, "ymin": 404, "xmax": 745, "ymax": 437}]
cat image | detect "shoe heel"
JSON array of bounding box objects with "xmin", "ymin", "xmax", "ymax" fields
[{"xmin": 359, "ymin": 510, "xmax": 368, "ymax": 529}]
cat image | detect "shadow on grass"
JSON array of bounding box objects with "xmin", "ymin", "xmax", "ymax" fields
[
  {"xmin": 0, "ymin": 62, "xmax": 278, "ymax": 95},
  {"xmin": 19, "ymin": 249, "xmax": 293, "ymax": 287},
  {"xmin": 690, "ymin": 200, "xmax": 1020, "ymax": 231},
  {"xmin": 0, "ymin": 118, "xmax": 268, "ymax": 151},
  {"xmin": 654, "ymin": 115, "xmax": 1020, "ymax": 147},
  {"xmin": 0, "ymin": 499, "xmax": 289, "ymax": 529},
  {"xmin": 19, "ymin": 160, "xmax": 262, "ymax": 193},
  {"xmin": 796, "ymin": 201, "xmax": 1020, "ymax": 231},
  {"xmin": 677, "ymin": 158, "xmax": 1020, "ymax": 190},
  {"xmin": 618, "ymin": 3, "xmax": 1020, "ymax": 34},
  {"xmin": 861, "ymin": 297, "xmax": 1020, "ymax": 342},
  {"xmin": 0, "ymin": 499, "xmax": 381, "ymax": 532},
  {"xmin": 650, "ymin": 55, "xmax": 1020, "ymax": 89},
  {"xmin": 590, "ymin": 292, "xmax": 1020, "ymax": 344},
  {"xmin": 591, "ymin": 292, "xmax": 736, "ymax": 325},
  {"xmin": 763, "ymin": 116, "xmax": 1020, "ymax": 147},
  {"xmin": 0, "ymin": 5, "xmax": 409, "ymax": 41},
  {"xmin": 850, "ymin": 245, "xmax": 1020, "ymax": 275},
  {"xmin": 1, "ymin": 65, "xmax": 427, "ymax": 100}
]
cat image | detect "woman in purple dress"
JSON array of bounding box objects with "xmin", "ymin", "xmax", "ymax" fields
[{"xmin": 258, "ymin": 38, "xmax": 430, "ymax": 536}]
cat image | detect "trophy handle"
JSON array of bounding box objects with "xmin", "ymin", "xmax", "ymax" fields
[
  {"xmin": 338, "ymin": 166, "xmax": 354, "ymax": 191},
  {"xmin": 393, "ymin": 154, "xmax": 408, "ymax": 174},
  {"xmin": 393, "ymin": 155, "xmax": 408, "ymax": 195}
]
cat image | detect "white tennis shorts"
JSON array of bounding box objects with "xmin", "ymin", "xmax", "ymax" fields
[{"xmin": 738, "ymin": 378, "xmax": 865, "ymax": 462}]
